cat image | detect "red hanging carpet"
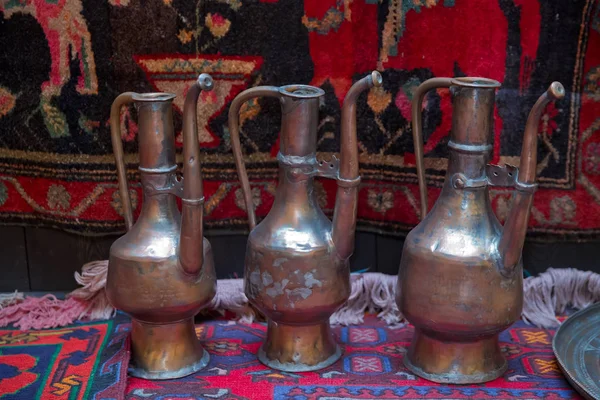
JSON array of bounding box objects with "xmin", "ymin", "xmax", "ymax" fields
[
  {"xmin": 0, "ymin": 314, "xmax": 582, "ymax": 399},
  {"xmin": 0, "ymin": 0, "xmax": 599, "ymax": 240}
]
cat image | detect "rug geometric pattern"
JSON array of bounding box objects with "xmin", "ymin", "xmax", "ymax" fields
[
  {"xmin": 125, "ymin": 316, "xmax": 579, "ymax": 399},
  {"xmin": 0, "ymin": 314, "xmax": 581, "ymax": 399},
  {"xmin": 0, "ymin": 315, "xmax": 129, "ymax": 400}
]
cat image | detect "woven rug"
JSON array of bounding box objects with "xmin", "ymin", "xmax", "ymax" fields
[
  {"xmin": 124, "ymin": 316, "xmax": 579, "ymax": 399},
  {"xmin": 0, "ymin": 313, "xmax": 581, "ymax": 399},
  {"xmin": 0, "ymin": 0, "xmax": 599, "ymax": 239},
  {"xmin": 0, "ymin": 313, "xmax": 130, "ymax": 400},
  {"xmin": 118, "ymin": 316, "xmax": 580, "ymax": 399}
]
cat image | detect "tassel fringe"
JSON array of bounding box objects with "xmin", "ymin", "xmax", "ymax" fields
[
  {"xmin": 70, "ymin": 260, "xmax": 116, "ymax": 321},
  {"xmin": 0, "ymin": 291, "xmax": 23, "ymax": 309},
  {"xmin": 0, "ymin": 295, "xmax": 88, "ymax": 330},
  {"xmin": 522, "ymin": 267, "xmax": 600, "ymax": 327},
  {"xmin": 207, "ymin": 279, "xmax": 256, "ymax": 324},
  {"xmin": 1, "ymin": 262, "xmax": 598, "ymax": 330}
]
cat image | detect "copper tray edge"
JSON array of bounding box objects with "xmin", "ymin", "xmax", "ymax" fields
[{"xmin": 552, "ymin": 303, "xmax": 600, "ymax": 400}]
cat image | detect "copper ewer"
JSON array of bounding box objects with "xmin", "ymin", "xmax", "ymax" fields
[
  {"xmin": 228, "ymin": 72, "xmax": 382, "ymax": 371},
  {"xmin": 106, "ymin": 74, "xmax": 217, "ymax": 379},
  {"xmin": 397, "ymin": 77, "xmax": 565, "ymax": 384}
]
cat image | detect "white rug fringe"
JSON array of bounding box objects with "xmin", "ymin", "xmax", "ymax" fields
[
  {"xmin": 522, "ymin": 267, "xmax": 600, "ymax": 327},
  {"xmin": 210, "ymin": 268, "xmax": 600, "ymax": 328},
  {"xmin": 207, "ymin": 279, "xmax": 256, "ymax": 324},
  {"xmin": 0, "ymin": 291, "xmax": 23, "ymax": 310}
]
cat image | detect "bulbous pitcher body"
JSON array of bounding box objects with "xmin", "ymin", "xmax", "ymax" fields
[
  {"xmin": 397, "ymin": 138, "xmax": 523, "ymax": 383},
  {"xmin": 106, "ymin": 76, "xmax": 217, "ymax": 380},
  {"xmin": 229, "ymin": 73, "xmax": 381, "ymax": 371},
  {"xmin": 244, "ymin": 160, "xmax": 351, "ymax": 372},
  {"xmin": 397, "ymin": 77, "xmax": 564, "ymax": 384}
]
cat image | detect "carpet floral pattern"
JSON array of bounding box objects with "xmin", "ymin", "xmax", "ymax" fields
[{"xmin": 0, "ymin": 0, "xmax": 599, "ymax": 239}]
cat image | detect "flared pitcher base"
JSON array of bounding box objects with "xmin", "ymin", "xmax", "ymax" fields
[
  {"xmin": 404, "ymin": 328, "xmax": 507, "ymax": 384},
  {"xmin": 129, "ymin": 318, "xmax": 210, "ymax": 380},
  {"xmin": 258, "ymin": 321, "xmax": 342, "ymax": 372}
]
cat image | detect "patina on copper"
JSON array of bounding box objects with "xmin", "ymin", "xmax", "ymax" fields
[
  {"xmin": 229, "ymin": 72, "xmax": 382, "ymax": 372},
  {"xmin": 106, "ymin": 74, "xmax": 217, "ymax": 380},
  {"xmin": 398, "ymin": 77, "xmax": 564, "ymax": 384}
]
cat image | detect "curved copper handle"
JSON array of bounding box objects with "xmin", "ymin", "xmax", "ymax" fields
[
  {"xmin": 228, "ymin": 87, "xmax": 282, "ymax": 230},
  {"xmin": 411, "ymin": 78, "xmax": 453, "ymax": 220},
  {"xmin": 109, "ymin": 92, "xmax": 136, "ymax": 230}
]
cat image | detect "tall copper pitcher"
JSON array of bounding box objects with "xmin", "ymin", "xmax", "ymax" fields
[
  {"xmin": 397, "ymin": 77, "xmax": 564, "ymax": 384},
  {"xmin": 106, "ymin": 74, "xmax": 217, "ymax": 380},
  {"xmin": 228, "ymin": 72, "xmax": 382, "ymax": 371}
]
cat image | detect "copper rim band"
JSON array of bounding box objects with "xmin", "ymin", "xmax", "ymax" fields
[
  {"xmin": 139, "ymin": 165, "xmax": 178, "ymax": 174},
  {"xmin": 514, "ymin": 179, "xmax": 538, "ymax": 193},
  {"xmin": 336, "ymin": 176, "xmax": 361, "ymax": 188},
  {"xmin": 181, "ymin": 196, "xmax": 205, "ymax": 205},
  {"xmin": 448, "ymin": 140, "xmax": 493, "ymax": 153}
]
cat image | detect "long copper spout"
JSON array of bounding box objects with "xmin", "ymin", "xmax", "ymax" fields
[
  {"xmin": 228, "ymin": 86, "xmax": 282, "ymax": 230},
  {"xmin": 517, "ymin": 82, "xmax": 565, "ymax": 183},
  {"xmin": 332, "ymin": 71, "xmax": 382, "ymax": 260},
  {"xmin": 497, "ymin": 82, "xmax": 565, "ymax": 276},
  {"xmin": 179, "ymin": 74, "xmax": 214, "ymax": 276}
]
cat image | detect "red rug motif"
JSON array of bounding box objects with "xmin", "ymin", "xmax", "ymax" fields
[
  {"xmin": 0, "ymin": 314, "xmax": 582, "ymax": 399},
  {"xmin": 124, "ymin": 316, "xmax": 580, "ymax": 399},
  {"xmin": 0, "ymin": 316, "xmax": 129, "ymax": 399},
  {"xmin": 0, "ymin": 0, "xmax": 599, "ymax": 239}
]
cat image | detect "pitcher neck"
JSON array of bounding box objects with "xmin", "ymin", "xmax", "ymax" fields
[
  {"xmin": 445, "ymin": 148, "xmax": 490, "ymax": 181},
  {"xmin": 437, "ymin": 147, "xmax": 492, "ymax": 209},
  {"xmin": 273, "ymin": 168, "xmax": 319, "ymax": 208},
  {"xmin": 431, "ymin": 153, "xmax": 492, "ymax": 225},
  {"xmin": 443, "ymin": 80, "xmax": 497, "ymax": 189},
  {"xmin": 278, "ymin": 89, "xmax": 321, "ymax": 157},
  {"xmin": 138, "ymin": 174, "xmax": 180, "ymax": 222},
  {"xmin": 139, "ymin": 193, "xmax": 180, "ymax": 221},
  {"xmin": 134, "ymin": 95, "xmax": 177, "ymax": 172},
  {"xmin": 449, "ymin": 82, "xmax": 496, "ymax": 149}
]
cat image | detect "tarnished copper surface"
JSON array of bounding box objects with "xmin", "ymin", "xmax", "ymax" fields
[
  {"xmin": 106, "ymin": 74, "xmax": 217, "ymax": 380},
  {"xmin": 553, "ymin": 303, "xmax": 600, "ymax": 400},
  {"xmin": 398, "ymin": 77, "xmax": 564, "ymax": 384},
  {"xmin": 229, "ymin": 72, "xmax": 382, "ymax": 371}
]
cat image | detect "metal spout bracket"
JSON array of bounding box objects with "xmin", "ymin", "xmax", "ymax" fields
[
  {"xmin": 315, "ymin": 155, "xmax": 361, "ymax": 187},
  {"xmin": 452, "ymin": 164, "xmax": 517, "ymax": 190},
  {"xmin": 486, "ymin": 164, "xmax": 518, "ymax": 187},
  {"xmin": 278, "ymin": 152, "xmax": 361, "ymax": 187},
  {"xmin": 451, "ymin": 164, "xmax": 536, "ymax": 193},
  {"xmin": 316, "ymin": 155, "xmax": 340, "ymax": 179},
  {"xmin": 451, "ymin": 173, "xmax": 487, "ymax": 190},
  {"xmin": 486, "ymin": 164, "xmax": 537, "ymax": 193}
]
